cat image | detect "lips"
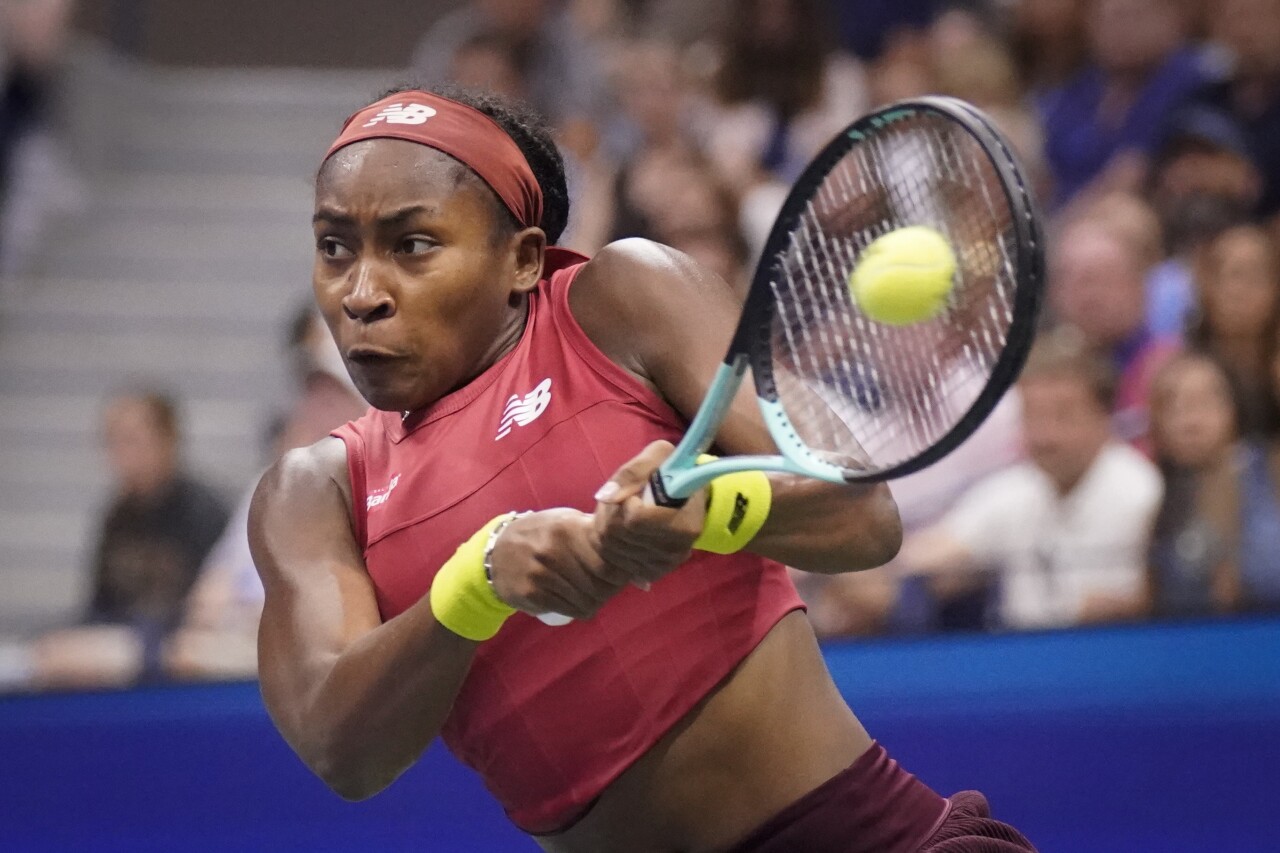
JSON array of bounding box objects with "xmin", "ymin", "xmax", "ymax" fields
[{"xmin": 346, "ymin": 345, "xmax": 407, "ymax": 362}]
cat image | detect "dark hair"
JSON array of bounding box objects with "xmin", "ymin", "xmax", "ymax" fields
[
  {"xmin": 1019, "ymin": 325, "xmax": 1119, "ymax": 412},
  {"xmin": 1186, "ymin": 224, "xmax": 1280, "ymax": 434},
  {"xmin": 1148, "ymin": 350, "xmax": 1243, "ymax": 465},
  {"xmin": 364, "ymin": 84, "xmax": 570, "ymax": 244},
  {"xmin": 714, "ymin": 0, "xmax": 835, "ymax": 117},
  {"xmin": 109, "ymin": 388, "xmax": 180, "ymax": 442}
]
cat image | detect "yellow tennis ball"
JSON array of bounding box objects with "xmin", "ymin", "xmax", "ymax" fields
[{"xmin": 848, "ymin": 226, "xmax": 957, "ymax": 325}]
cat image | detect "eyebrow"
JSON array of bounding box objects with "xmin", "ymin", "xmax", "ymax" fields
[{"xmin": 312, "ymin": 204, "xmax": 439, "ymax": 227}]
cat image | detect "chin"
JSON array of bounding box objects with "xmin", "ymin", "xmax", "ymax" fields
[{"xmin": 352, "ymin": 381, "xmax": 406, "ymax": 413}]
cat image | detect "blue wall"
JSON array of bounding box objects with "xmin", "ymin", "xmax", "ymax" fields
[{"xmin": 3, "ymin": 618, "xmax": 1278, "ymax": 852}]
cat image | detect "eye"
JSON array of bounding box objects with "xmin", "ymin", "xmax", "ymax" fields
[
  {"xmin": 398, "ymin": 237, "xmax": 436, "ymax": 255},
  {"xmin": 318, "ymin": 237, "xmax": 353, "ymax": 259}
]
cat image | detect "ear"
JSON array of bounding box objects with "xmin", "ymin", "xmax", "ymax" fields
[{"xmin": 508, "ymin": 227, "xmax": 547, "ymax": 297}]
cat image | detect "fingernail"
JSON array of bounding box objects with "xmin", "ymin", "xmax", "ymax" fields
[
  {"xmin": 594, "ymin": 482, "xmax": 620, "ymax": 501},
  {"xmin": 633, "ymin": 580, "xmax": 651, "ymax": 592}
]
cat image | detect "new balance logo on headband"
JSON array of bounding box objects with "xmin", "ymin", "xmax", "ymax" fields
[
  {"xmin": 497, "ymin": 378, "xmax": 552, "ymax": 440},
  {"xmin": 362, "ymin": 103, "xmax": 437, "ymax": 128}
]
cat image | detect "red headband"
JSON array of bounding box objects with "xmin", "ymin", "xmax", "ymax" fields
[{"xmin": 324, "ymin": 90, "xmax": 544, "ymax": 229}]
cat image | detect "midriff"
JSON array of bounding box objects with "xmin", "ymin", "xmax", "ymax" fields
[{"xmin": 533, "ymin": 611, "xmax": 873, "ymax": 853}]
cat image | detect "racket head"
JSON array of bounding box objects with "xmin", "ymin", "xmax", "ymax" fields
[{"xmin": 733, "ymin": 96, "xmax": 1044, "ymax": 484}]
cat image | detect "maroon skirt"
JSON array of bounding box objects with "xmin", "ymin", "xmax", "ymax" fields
[{"xmin": 726, "ymin": 743, "xmax": 1036, "ymax": 853}]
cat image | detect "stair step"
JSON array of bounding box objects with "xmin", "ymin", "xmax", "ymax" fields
[
  {"xmin": 1, "ymin": 276, "xmax": 312, "ymax": 316},
  {"xmin": 3, "ymin": 303, "xmax": 282, "ymax": 337},
  {"xmin": 0, "ymin": 510, "xmax": 91, "ymax": 554},
  {"xmin": 33, "ymin": 249, "xmax": 311, "ymax": 283},
  {"xmin": 0, "ymin": 329, "xmax": 273, "ymax": 373},
  {"xmin": 0, "ymin": 53, "xmax": 392, "ymax": 629},
  {"xmin": 0, "ymin": 367, "xmax": 291, "ymax": 402},
  {"xmin": 0, "ymin": 563, "xmax": 86, "ymax": 628},
  {"xmin": 92, "ymin": 172, "xmax": 313, "ymax": 218}
]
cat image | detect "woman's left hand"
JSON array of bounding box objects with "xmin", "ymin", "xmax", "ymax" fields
[{"xmin": 592, "ymin": 440, "xmax": 706, "ymax": 590}]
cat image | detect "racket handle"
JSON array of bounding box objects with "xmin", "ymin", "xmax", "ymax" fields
[
  {"xmin": 537, "ymin": 611, "xmax": 573, "ymax": 626},
  {"xmin": 648, "ymin": 469, "xmax": 689, "ymax": 508}
]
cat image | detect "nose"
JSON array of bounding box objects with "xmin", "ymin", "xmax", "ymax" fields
[{"xmin": 342, "ymin": 262, "xmax": 395, "ymax": 323}]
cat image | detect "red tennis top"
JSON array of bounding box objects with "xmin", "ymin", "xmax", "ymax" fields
[{"xmin": 331, "ymin": 248, "xmax": 804, "ymax": 832}]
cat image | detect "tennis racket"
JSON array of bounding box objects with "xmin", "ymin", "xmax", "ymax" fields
[
  {"xmin": 648, "ymin": 95, "xmax": 1044, "ymax": 506},
  {"xmin": 537, "ymin": 97, "xmax": 1043, "ymax": 626}
]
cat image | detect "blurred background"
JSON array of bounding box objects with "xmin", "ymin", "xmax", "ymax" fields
[{"xmin": 0, "ymin": 0, "xmax": 1278, "ymax": 850}]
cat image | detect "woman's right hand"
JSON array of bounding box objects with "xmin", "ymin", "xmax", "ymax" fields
[{"xmin": 486, "ymin": 509, "xmax": 633, "ymax": 621}]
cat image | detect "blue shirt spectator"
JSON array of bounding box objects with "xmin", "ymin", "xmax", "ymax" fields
[{"xmin": 1039, "ymin": 46, "xmax": 1211, "ymax": 207}]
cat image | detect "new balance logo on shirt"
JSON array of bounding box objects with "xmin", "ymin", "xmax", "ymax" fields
[
  {"xmin": 362, "ymin": 103, "xmax": 436, "ymax": 127},
  {"xmin": 497, "ymin": 378, "xmax": 552, "ymax": 440},
  {"xmin": 367, "ymin": 473, "xmax": 401, "ymax": 510}
]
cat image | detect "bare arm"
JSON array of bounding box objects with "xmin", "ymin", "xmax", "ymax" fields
[
  {"xmin": 571, "ymin": 239, "xmax": 902, "ymax": 574},
  {"xmin": 895, "ymin": 527, "xmax": 989, "ymax": 602},
  {"xmin": 249, "ymin": 437, "xmax": 477, "ymax": 800}
]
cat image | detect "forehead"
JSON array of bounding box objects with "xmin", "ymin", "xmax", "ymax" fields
[
  {"xmin": 105, "ymin": 398, "xmax": 160, "ymax": 431},
  {"xmin": 1165, "ymin": 359, "xmax": 1228, "ymax": 394},
  {"xmin": 1054, "ymin": 225, "xmax": 1133, "ymax": 269},
  {"xmin": 316, "ymin": 138, "xmax": 487, "ymax": 217},
  {"xmin": 1020, "ymin": 372, "xmax": 1097, "ymax": 407},
  {"xmin": 1215, "ymin": 229, "xmax": 1271, "ymax": 261}
]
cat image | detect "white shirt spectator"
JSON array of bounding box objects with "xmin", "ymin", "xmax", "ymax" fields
[{"xmin": 940, "ymin": 442, "xmax": 1162, "ymax": 629}]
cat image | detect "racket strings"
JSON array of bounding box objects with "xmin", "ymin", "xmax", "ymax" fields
[{"xmin": 767, "ymin": 112, "xmax": 1020, "ymax": 474}]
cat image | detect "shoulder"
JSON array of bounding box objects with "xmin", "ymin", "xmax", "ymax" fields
[
  {"xmin": 577, "ymin": 238, "xmax": 703, "ymax": 289},
  {"xmin": 962, "ymin": 462, "xmax": 1044, "ymax": 509},
  {"xmin": 569, "ymin": 238, "xmax": 729, "ymax": 373},
  {"xmin": 938, "ymin": 462, "xmax": 1038, "ymax": 545},
  {"xmin": 251, "ymin": 437, "xmax": 353, "ymax": 529},
  {"xmin": 1094, "ymin": 443, "xmax": 1163, "ymax": 502},
  {"xmin": 573, "ymin": 237, "xmax": 731, "ymax": 316}
]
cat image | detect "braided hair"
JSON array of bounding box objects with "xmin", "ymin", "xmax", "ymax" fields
[{"xmin": 372, "ymin": 84, "xmax": 571, "ymax": 245}]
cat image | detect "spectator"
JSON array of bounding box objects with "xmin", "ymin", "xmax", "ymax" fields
[
  {"xmin": 866, "ymin": 29, "xmax": 934, "ymax": 108},
  {"xmin": 0, "ymin": 0, "xmax": 77, "ymax": 273},
  {"xmin": 447, "ymin": 31, "xmax": 530, "ymax": 104},
  {"xmin": 1050, "ymin": 215, "xmax": 1180, "ymax": 443},
  {"xmin": 0, "ymin": 0, "xmax": 69, "ymax": 199},
  {"xmin": 1196, "ymin": 0, "xmax": 1280, "ymax": 223},
  {"xmin": 598, "ymin": 41, "xmax": 705, "ymax": 251},
  {"xmin": 698, "ymin": 0, "xmax": 870, "ymax": 250},
  {"xmin": 1037, "ymin": 0, "xmax": 1211, "ymax": 208},
  {"xmin": 1145, "ymin": 107, "xmax": 1262, "ymax": 336},
  {"xmin": 659, "ymin": 173, "xmax": 749, "ymax": 292},
  {"xmin": 931, "ymin": 22, "xmax": 1050, "ymax": 202},
  {"xmin": 896, "ymin": 329, "xmax": 1163, "ymax": 631},
  {"xmin": 1189, "ymin": 223, "xmax": 1280, "ymax": 436},
  {"xmin": 410, "ymin": 0, "xmax": 608, "ymax": 133},
  {"xmin": 164, "ymin": 309, "xmax": 367, "ymax": 681},
  {"xmin": 805, "ymin": 390, "xmax": 1025, "ymax": 638},
  {"xmin": 1146, "ymin": 352, "xmax": 1248, "ymax": 617},
  {"xmin": 32, "ymin": 390, "xmax": 229, "ymax": 688},
  {"xmin": 1010, "ymin": 0, "xmax": 1089, "ymax": 92},
  {"xmin": 1149, "ymin": 346, "xmax": 1280, "ymax": 617}
]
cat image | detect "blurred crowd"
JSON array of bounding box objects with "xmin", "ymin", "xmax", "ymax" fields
[{"xmin": 8, "ymin": 0, "xmax": 1280, "ymax": 691}]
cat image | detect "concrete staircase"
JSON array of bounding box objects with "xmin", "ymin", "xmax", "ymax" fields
[{"xmin": 0, "ymin": 45, "xmax": 394, "ymax": 631}]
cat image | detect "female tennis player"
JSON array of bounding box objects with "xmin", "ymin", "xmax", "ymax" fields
[{"xmin": 248, "ymin": 87, "xmax": 1035, "ymax": 852}]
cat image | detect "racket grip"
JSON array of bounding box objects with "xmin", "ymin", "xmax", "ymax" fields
[
  {"xmin": 648, "ymin": 469, "xmax": 689, "ymax": 508},
  {"xmin": 537, "ymin": 611, "xmax": 573, "ymax": 626}
]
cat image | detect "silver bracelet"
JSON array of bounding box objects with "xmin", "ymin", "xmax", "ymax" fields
[{"xmin": 483, "ymin": 511, "xmax": 532, "ymax": 594}]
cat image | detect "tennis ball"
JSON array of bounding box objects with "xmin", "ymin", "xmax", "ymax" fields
[{"xmin": 849, "ymin": 226, "xmax": 956, "ymax": 325}]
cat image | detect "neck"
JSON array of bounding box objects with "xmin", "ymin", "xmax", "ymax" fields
[
  {"xmin": 1215, "ymin": 336, "xmax": 1265, "ymax": 374},
  {"xmin": 1233, "ymin": 70, "xmax": 1280, "ymax": 114},
  {"xmin": 1050, "ymin": 439, "xmax": 1108, "ymax": 497},
  {"xmin": 125, "ymin": 468, "xmax": 175, "ymax": 499},
  {"xmin": 456, "ymin": 297, "xmax": 529, "ymax": 395}
]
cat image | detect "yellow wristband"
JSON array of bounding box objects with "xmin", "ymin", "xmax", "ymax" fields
[
  {"xmin": 429, "ymin": 514, "xmax": 518, "ymax": 642},
  {"xmin": 691, "ymin": 455, "xmax": 772, "ymax": 555}
]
